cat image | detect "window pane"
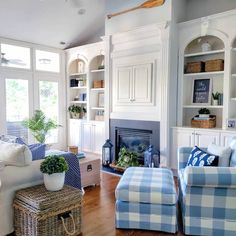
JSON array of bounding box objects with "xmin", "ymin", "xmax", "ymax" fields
[
  {"xmin": 1, "ymin": 43, "xmax": 31, "ymax": 69},
  {"xmin": 39, "ymin": 81, "xmax": 59, "ymax": 143},
  {"xmin": 36, "ymin": 50, "xmax": 60, "ymax": 72},
  {"xmin": 6, "ymin": 79, "xmax": 29, "ymax": 141}
]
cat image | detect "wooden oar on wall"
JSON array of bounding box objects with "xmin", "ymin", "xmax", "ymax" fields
[{"xmin": 107, "ymin": 0, "xmax": 165, "ymax": 19}]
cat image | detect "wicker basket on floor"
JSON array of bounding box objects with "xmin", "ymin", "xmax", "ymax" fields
[{"xmin": 13, "ymin": 185, "xmax": 83, "ymax": 236}]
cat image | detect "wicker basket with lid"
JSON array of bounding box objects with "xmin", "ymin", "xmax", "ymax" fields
[{"xmin": 13, "ymin": 184, "xmax": 83, "ymax": 236}]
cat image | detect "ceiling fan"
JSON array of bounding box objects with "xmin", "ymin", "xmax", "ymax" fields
[{"xmin": 1, "ymin": 53, "xmax": 26, "ymax": 66}]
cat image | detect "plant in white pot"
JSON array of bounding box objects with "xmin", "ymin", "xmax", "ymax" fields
[
  {"xmin": 68, "ymin": 105, "xmax": 82, "ymax": 119},
  {"xmin": 40, "ymin": 156, "xmax": 69, "ymax": 191},
  {"xmin": 212, "ymin": 92, "xmax": 220, "ymax": 106},
  {"xmin": 198, "ymin": 108, "xmax": 210, "ymax": 118}
]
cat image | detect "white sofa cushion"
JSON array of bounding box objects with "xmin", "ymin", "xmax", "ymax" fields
[
  {"xmin": 0, "ymin": 141, "xmax": 32, "ymax": 166},
  {"xmin": 0, "ymin": 160, "xmax": 43, "ymax": 235},
  {"xmin": 207, "ymin": 144, "xmax": 232, "ymax": 167}
]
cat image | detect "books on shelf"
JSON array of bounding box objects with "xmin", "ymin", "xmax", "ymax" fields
[
  {"xmin": 193, "ymin": 117, "xmax": 210, "ymax": 120},
  {"xmin": 77, "ymin": 152, "xmax": 85, "ymax": 160}
]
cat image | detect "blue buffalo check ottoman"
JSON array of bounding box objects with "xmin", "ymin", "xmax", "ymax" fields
[{"xmin": 115, "ymin": 167, "xmax": 177, "ymax": 233}]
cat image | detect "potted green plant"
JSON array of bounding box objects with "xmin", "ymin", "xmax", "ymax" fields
[
  {"xmin": 212, "ymin": 92, "xmax": 220, "ymax": 106},
  {"xmin": 116, "ymin": 147, "xmax": 139, "ymax": 170},
  {"xmin": 68, "ymin": 105, "xmax": 81, "ymax": 119},
  {"xmin": 198, "ymin": 108, "xmax": 210, "ymax": 118},
  {"xmin": 22, "ymin": 110, "xmax": 60, "ymax": 143},
  {"xmin": 40, "ymin": 155, "xmax": 69, "ymax": 191}
]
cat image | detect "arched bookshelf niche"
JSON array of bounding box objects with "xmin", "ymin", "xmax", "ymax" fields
[{"xmin": 180, "ymin": 35, "xmax": 225, "ymax": 128}]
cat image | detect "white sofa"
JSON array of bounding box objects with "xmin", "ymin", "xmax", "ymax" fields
[{"xmin": 0, "ymin": 160, "xmax": 43, "ymax": 236}]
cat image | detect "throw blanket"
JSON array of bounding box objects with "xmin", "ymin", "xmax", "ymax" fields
[{"xmin": 46, "ymin": 150, "xmax": 81, "ymax": 190}]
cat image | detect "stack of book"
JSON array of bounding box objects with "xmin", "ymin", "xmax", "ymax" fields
[
  {"xmin": 218, "ymin": 93, "xmax": 223, "ymax": 105},
  {"xmin": 193, "ymin": 116, "xmax": 211, "ymax": 120},
  {"xmin": 76, "ymin": 152, "xmax": 86, "ymax": 160}
]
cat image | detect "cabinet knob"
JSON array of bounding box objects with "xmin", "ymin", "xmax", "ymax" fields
[{"xmin": 130, "ymin": 98, "xmax": 135, "ymax": 102}]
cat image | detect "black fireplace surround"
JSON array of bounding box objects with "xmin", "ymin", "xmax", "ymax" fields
[{"xmin": 110, "ymin": 119, "xmax": 160, "ymax": 163}]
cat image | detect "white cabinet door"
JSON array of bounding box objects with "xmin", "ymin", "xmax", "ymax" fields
[
  {"xmin": 195, "ymin": 131, "xmax": 220, "ymax": 147},
  {"xmin": 133, "ymin": 63, "xmax": 152, "ymax": 104},
  {"xmin": 116, "ymin": 66, "xmax": 133, "ymax": 104},
  {"xmin": 81, "ymin": 122, "xmax": 93, "ymax": 152},
  {"xmin": 171, "ymin": 128, "xmax": 194, "ymax": 169},
  {"xmin": 220, "ymin": 132, "xmax": 236, "ymax": 147},
  {"xmin": 68, "ymin": 119, "xmax": 81, "ymax": 148},
  {"xmin": 93, "ymin": 122, "xmax": 105, "ymax": 154}
]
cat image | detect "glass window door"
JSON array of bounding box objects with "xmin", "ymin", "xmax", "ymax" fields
[
  {"xmin": 39, "ymin": 80, "xmax": 59, "ymax": 143},
  {"xmin": 5, "ymin": 78, "xmax": 29, "ymax": 141}
]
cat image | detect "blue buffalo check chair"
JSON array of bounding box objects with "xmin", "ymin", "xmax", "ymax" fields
[{"xmin": 178, "ymin": 138, "xmax": 236, "ymax": 236}]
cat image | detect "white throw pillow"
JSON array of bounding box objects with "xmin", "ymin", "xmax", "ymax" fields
[
  {"xmin": 0, "ymin": 141, "xmax": 32, "ymax": 166},
  {"xmin": 207, "ymin": 144, "xmax": 232, "ymax": 167}
]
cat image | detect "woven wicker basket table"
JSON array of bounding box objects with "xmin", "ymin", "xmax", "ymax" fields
[{"xmin": 13, "ymin": 184, "xmax": 83, "ymax": 236}]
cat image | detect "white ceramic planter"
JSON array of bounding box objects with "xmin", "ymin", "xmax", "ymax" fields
[
  {"xmin": 43, "ymin": 172, "xmax": 65, "ymax": 191},
  {"xmin": 212, "ymin": 99, "xmax": 219, "ymax": 106},
  {"xmin": 71, "ymin": 112, "xmax": 80, "ymax": 119}
]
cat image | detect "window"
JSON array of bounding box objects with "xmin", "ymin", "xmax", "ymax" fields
[
  {"xmin": 0, "ymin": 39, "xmax": 64, "ymax": 148},
  {"xmin": 39, "ymin": 81, "xmax": 59, "ymax": 143},
  {"xmin": 6, "ymin": 79, "xmax": 29, "ymax": 141},
  {"xmin": 36, "ymin": 50, "xmax": 60, "ymax": 72},
  {"xmin": 1, "ymin": 43, "xmax": 31, "ymax": 69}
]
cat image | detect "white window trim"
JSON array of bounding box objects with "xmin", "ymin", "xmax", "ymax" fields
[{"xmin": 0, "ymin": 37, "xmax": 66, "ymax": 149}]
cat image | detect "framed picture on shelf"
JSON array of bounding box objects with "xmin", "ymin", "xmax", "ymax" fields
[
  {"xmin": 192, "ymin": 78, "xmax": 212, "ymax": 105},
  {"xmin": 98, "ymin": 93, "xmax": 104, "ymax": 107}
]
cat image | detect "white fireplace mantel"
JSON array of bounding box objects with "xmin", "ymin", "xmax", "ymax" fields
[{"xmin": 105, "ymin": 21, "xmax": 177, "ymax": 167}]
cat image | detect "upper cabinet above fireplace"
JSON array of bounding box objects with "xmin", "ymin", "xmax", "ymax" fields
[
  {"xmin": 109, "ymin": 23, "xmax": 166, "ymax": 122},
  {"xmin": 114, "ymin": 62, "xmax": 153, "ymax": 106}
]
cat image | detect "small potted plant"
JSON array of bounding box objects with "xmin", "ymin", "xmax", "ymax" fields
[
  {"xmin": 68, "ymin": 105, "xmax": 81, "ymax": 119},
  {"xmin": 22, "ymin": 110, "xmax": 60, "ymax": 143},
  {"xmin": 212, "ymin": 92, "xmax": 220, "ymax": 106},
  {"xmin": 40, "ymin": 156, "xmax": 69, "ymax": 191},
  {"xmin": 116, "ymin": 147, "xmax": 139, "ymax": 170},
  {"xmin": 198, "ymin": 108, "xmax": 210, "ymax": 118}
]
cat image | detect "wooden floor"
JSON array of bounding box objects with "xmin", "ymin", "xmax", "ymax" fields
[{"xmin": 82, "ymin": 172, "xmax": 185, "ymax": 236}]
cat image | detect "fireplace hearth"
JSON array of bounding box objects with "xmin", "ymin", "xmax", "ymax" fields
[{"xmin": 110, "ymin": 119, "xmax": 160, "ymax": 163}]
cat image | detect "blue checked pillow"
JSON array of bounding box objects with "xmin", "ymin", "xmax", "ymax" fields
[{"xmin": 187, "ymin": 146, "xmax": 219, "ymax": 167}]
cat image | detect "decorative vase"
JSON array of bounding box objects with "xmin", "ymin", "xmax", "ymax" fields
[
  {"xmin": 201, "ymin": 42, "xmax": 211, "ymax": 52},
  {"xmin": 213, "ymin": 99, "xmax": 218, "ymax": 106},
  {"xmin": 43, "ymin": 172, "xmax": 65, "ymax": 191}
]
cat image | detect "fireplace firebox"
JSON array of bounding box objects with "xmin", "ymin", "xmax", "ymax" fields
[
  {"xmin": 110, "ymin": 119, "xmax": 160, "ymax": 163},
  {"xmin": 115, "ymin": 128, "xmax": 152, "ymax": 164}
]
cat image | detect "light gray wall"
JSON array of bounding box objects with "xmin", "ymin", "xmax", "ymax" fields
[
  {"xmin": 186, "ymin": 0, "xmax": 236, "ymax": 21},
  {"xmin": 105, "ymin": 0, "xmax": 172, "ymax": 35},
  {"xmin": 71, "ymin": 25, "xmax": 105, "ymax": 48}
]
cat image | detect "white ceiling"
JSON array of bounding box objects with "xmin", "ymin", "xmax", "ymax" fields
[{"xmin": 0, "ymin": 0, "xmax": 106, "ymax": 49}]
